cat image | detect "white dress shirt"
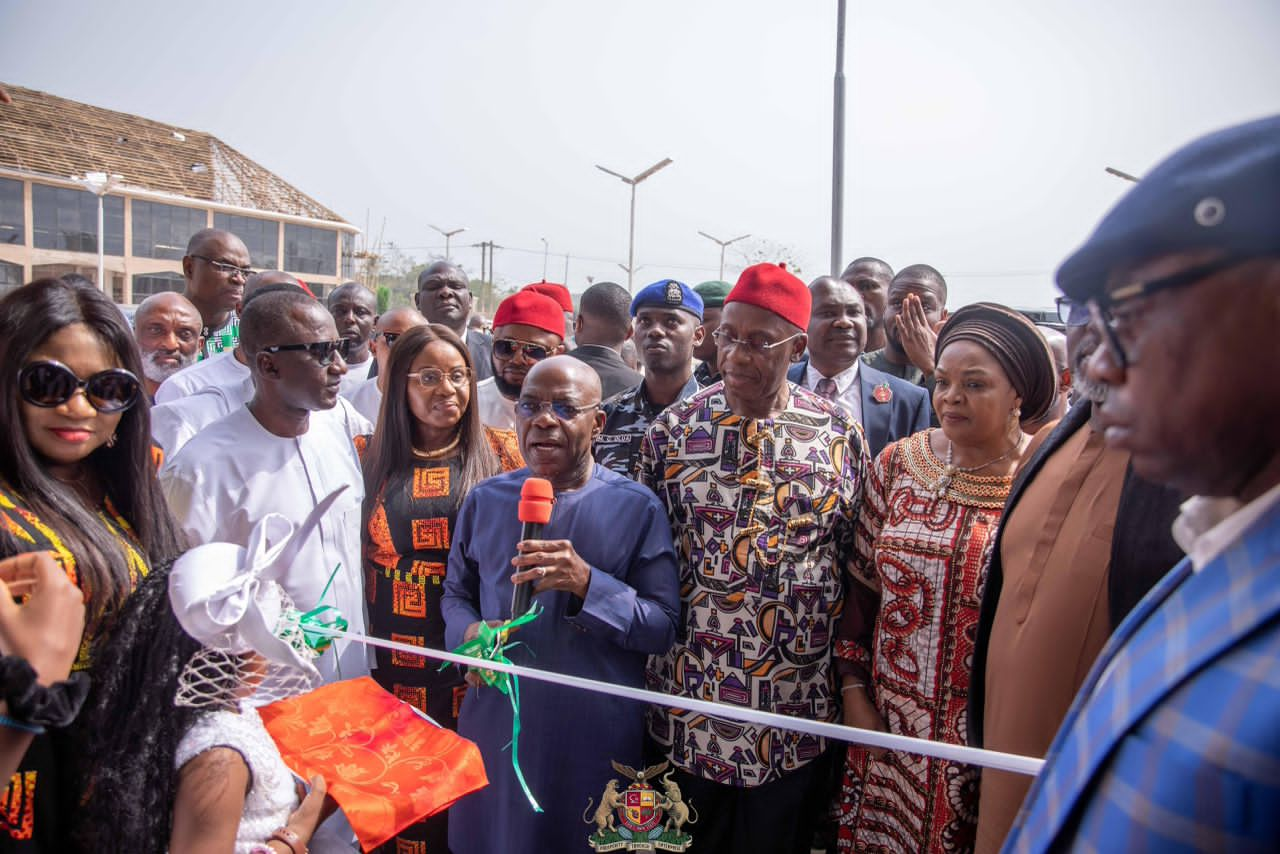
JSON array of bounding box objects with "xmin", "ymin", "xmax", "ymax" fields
[
  {"xmin": 804, "ymin": 360, "xmax": 863, "ymax": 425},
  {"xmin": 155, "ymin": 350, "xmax": 251, "ymax": 403},
  {"xmin": 476, "ymin": 377, "xmax": 517, "ymax": 432}
]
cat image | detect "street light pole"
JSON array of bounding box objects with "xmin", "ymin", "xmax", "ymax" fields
[
  {"xmin": 1104, "ymin": 166, "xmax": 1141, "ymax": 183},
  {"xmin": 430, "ymin": 224, "xmax": 467, "ymax": 260},
  {"xmin": 73, "ymin": 171, "xmax": 123, "ymax": 294},
  {"xmin": 697, "ymin": 231, "xmax": 751, "ymax": 281},
  {"xmin": 595, "ymin": 158, "xmax": 673, "ymax": 293},
  {"xmin": 831, "ymin": 0, "xmax": 847, "ymax": 276},
  {"xmin": 540, "ymin": 237, "xmax": 549, "ymax": 280}
]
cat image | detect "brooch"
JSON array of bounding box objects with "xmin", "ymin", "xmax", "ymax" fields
[{"xmin": 872, "ymin": 382, "xmax": 893, "ymax": 403}]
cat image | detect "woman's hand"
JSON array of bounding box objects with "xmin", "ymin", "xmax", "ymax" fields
[
  {"xmin": 0, "ymin": 552, "xmax": 86, "ymax": 685},
  {"xmin": 842, "ymin": 682, "xmax": 890, "ymax": 760}
]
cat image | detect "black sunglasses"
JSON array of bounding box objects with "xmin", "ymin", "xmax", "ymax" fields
[
  {"xmin": 493, "ymin": 338, "xmax": 552, "ymax": 362},
  {"xmin": 262, "ymin": 339, "xmax": 351, "ymax": 366},
  {"xmin": 19, "ymin": 361, "xmax": 141, "ymax": 413},
  {"xmin": 381, "ymin": 331, "xmax": 401, "ymax": 347}
]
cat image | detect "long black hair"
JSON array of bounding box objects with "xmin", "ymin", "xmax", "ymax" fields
[
  {"xmin": 0, "ymin": 279, "xmax": 184, "ymax": 622},
  {"xmin": 72, "ymin": 561, "xmax": 202, "ymax": 851},
  {"xmin": 361, "ymin": 323, "xmax": 499, "ymax": 529}
]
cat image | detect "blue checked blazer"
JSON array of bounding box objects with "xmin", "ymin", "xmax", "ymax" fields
[{"xmin": 1003, "ymin": 497, "xmax": 1280, "ymax": 852}]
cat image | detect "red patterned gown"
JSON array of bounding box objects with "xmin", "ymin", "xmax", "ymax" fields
[
  {"xmin": 356, "ymin": 429, "xmax": 520, "ymax": 853},
  {"xmin": 835, "ymin": 430, "xmax": 1011, "ymax": 853}
]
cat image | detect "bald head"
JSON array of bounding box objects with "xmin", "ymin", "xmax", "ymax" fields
[
  {"xmin": 240, "ymin": 290, "xmax": 326, "ymax": 357},
  {"xmin": 371, "ymin": 307, "xmax": 428, "ymax": 380},
  {"xmin": 517, "ymin": 356, "xmax": 604, "ymax": 489},
  {"xmin": 134, "ymin": 292, "xmax": 204, "ymax": 391},
  {"xmin": 135, "ymin": 291, "xmax": 200, "ymax": 328},
  {"xmin": 244, "ymin": 270, "xmax": 301, "ymax": 299},
  {"xmin": 416, "ymin": 261, "xmax": 473, "ymax": 331},
  {"xmin": 524, "ymin": 355, "xmax": 602, "ymax": 404}
]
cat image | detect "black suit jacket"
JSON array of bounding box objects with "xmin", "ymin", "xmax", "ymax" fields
[
  {"xmin": 788, "ymin": 355, "xmax": 931, "ymax": 457},
  {"xmin": 967, "ymin": 399, "xmax": 1185, "ymax": 747},
  {"xmin": 568, "ymin": 344, "xmax": 644, "ymax": 401},
  {"xmin": 467, "ymin": 329, "xmax": 494, "ymax": 382}
]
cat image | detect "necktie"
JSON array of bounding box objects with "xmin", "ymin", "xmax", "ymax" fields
[{"xmin": 815, "ymin": 377, "xmax": 838, "ymax": 401}]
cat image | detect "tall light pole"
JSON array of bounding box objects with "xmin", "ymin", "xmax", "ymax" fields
[
  {"xmin": 73, "ymin": 171, "xmax": 123, "ymax": 294},
  {"xmin": 830, "ymin": 0, "xmax": 847, "ymax": 276},
  {"xmin": 430, "ymin": 224, "xmax": 467, "ymax": 260},
  {"xmin": 595, "ymin": 157, "xmax": 673, "ymax": 292},
  {"xmin": 540, "ymin": 237, "xmax": 549, "ymax": 280},
  {"xmin": 697, "ymin": 231, "xmax": 751, "ymax": 281}
]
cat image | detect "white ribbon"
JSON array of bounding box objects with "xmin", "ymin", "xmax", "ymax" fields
[{"xmin": 304, "ymin": 625, "xmax": 1044, "ymax": 777}]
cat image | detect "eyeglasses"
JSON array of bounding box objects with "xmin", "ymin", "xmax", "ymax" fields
[
  {"xmin": 407, "ymin": 367, "xmax": 472, "ymax": 388},
  {"xmin": 262, "ymin": 339, "xmax": 351, "ymax": 366},
  {"xmin": 191, "ymin": 255, "xmax": 253, "ymax": 279},
  {"xmin": 1055, "ymin": 296, "xmax": 1089, "ymax": 328},
  {"xmin": 380, "ymin": 331, "xmax": 401, "ymax": 347},
  {"xmin": 493, "ymin": 338, "xmax": 553, "ymax": 362},
  {"xmin": 1087, "ymin": 253, "xmax": 1257, "ymax": 369},
  {"xmin": 711, "ymin": 329, "xmax": 804, "ymax": 355},
  {"xmin": 514, "ymin": 399, "xmax": 598, "ymax": 421},
  {"xmin": 18, "ymin": 361, "xmax": 141, "ymax": 413}
]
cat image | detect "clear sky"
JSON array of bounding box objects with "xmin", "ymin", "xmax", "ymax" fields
[{"xmin": 3, "ymin": 0, "xmax": 1277, "ymax": 307}]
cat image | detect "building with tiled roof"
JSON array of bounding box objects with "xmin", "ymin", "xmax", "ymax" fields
[{"xmin": 0, "ymin": 82, "xmax": 358, "ymax": 302}]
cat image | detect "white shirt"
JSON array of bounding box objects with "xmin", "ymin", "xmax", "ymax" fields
[
  {"xmin": 337, "ymin": 356, "xmax": 373, "ymax": 396},
  {"xmin": 476, "ymin": 376, "xmax": 517, "ymax": 432},
  {"xmin": 155, "ymin": 350, "xmax": 251, "ymax": 404},
  {"xmin": 152, "ymin": 377, "xmax": 254, "ymax": 458},
  {"xmin": 161, "ymin": 400, "xmax": 373, "ymax": 682},
  {"xmin": 342, "ymin": 375, "xmax": 382, "ymax": 426},
  {"xmin": 804, "ymin": 360, "xmax": 863, "ymax": 425},
  {"xmin": 1172, "ymin": 481, "xmax": 1280, "ymax": 572}
]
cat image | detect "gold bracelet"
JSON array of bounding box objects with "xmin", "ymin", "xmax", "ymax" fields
[{"xmin": 269, "ymin": 827, "xmax": 305, "ymax": 854}]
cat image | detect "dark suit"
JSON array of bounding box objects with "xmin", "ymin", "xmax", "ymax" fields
[
  {"xmin": 968, "ymin": 399, "xmax": 1185, "ymax": 749},
  {"xmin": 567, "ymin": 344, "xmax": 643, "ymax": 400},
  {"xmin": 787, "ymin": 355, "xmax": 930, "ymax": 457},
  {"xmin": 467, "ymin": 328, "xmax": 494, "ymax": 382}
]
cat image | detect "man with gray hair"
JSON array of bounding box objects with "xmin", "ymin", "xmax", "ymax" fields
[{"xmin": 131, "ymin": 291, "xmax": 203, "ymax": 400}]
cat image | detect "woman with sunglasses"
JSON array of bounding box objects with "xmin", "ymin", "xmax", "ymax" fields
[
  {"xmin": 355, "ymin": 324, "xmax": 521, "ymax": 853},
  {"xmin": 0, "ymin": 278, "xmax": 184, "ymax": 851}
]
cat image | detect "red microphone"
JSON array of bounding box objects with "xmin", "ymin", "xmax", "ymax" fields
[{"xmin": 511, "ymin": 477, "xmax": 555, "ymax": 616}]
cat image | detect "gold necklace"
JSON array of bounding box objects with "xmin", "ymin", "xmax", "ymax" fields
[
  {"xmin": 930, "ymin": 438, "xmax": 1019, "ymax": 499},
  {"xmin": 412, "ymin": 433, "xmax": 461, "ymax": 459}
]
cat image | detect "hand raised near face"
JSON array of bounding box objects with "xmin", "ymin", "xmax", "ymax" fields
[{"xmin": 897, "ymin": 294, "xmax": 940, "ymax": 376}]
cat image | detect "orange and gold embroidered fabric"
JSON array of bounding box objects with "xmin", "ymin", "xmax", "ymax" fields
[{"xmin": 260, "ymin": 677, "xmax": 488, "ymax": 851}]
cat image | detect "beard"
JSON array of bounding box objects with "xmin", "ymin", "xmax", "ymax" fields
[
  {"xmin": 141, "ymin": 349, "xmax": 196, "ymax": 384},
  {"xmin": 1071, "ymin": 345, "xmax": 1108, "ymax": 406},
  {"xmin": 492, "ymin": 370, "xmax": 523, "ymax": 400}
]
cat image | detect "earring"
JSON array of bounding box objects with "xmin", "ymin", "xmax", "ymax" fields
[{"xmin": 105, "ymin": 433, "xmax": 117, "ymax": 448}]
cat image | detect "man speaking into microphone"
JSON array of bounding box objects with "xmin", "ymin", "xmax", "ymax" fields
[{"xmin": 442, "ymin": 355, "xmax": 680, "ymax": 854}]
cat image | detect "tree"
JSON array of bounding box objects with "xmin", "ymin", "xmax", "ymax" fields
[
  {"xmin": 376, "ymin": 286, "xmax": 391, "ymax": 314},
  {"xmin": 731, "ymin": 238, "xmax": 807, "ymax": 279}
]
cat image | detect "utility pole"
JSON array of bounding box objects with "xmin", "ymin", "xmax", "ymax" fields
[{"xmin": 830, "ymin": 0, "xmax": 847, "ymax": 275}]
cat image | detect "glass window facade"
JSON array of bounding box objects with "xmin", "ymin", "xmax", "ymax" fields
[
  {"xmin": 131, "ymin": 271, "xmax": 185, "ymax": 299},
  {"xmin": 213, "ymin": 212, "xmax": 279, "ymax": 269},
  {"xmin": 0, "ymin": 260, "xmax": 22, "ymax": 297},
  {"xmin": 31, "ymin": 184, "xmax": 124, "ymax": 255},
  {"xmin": 0, "ymin": 178, "xmax": 22, "ymax": 246},
  {"xmin": 284, "ymin": 223, "xmax": 336, "ymax": 276},
  {"xmin": 132, "ymin": 200, "xmax": 207, "ymax": 260}
]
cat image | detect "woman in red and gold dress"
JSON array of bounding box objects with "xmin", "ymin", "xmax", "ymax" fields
[
  {"xmin": 356, "ymin": 323, "xmax": 521, "ymax": 852},
  {"xmin": 834, "ymin": 303, "xmax": 1058, "ymax": 853}
]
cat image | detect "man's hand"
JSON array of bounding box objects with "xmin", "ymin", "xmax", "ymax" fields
[
  {"xmin": 841, "ymin": 681, "xmax": 889, "ymax": 760},
  {"xmin": 462, "ymin": 619, "xmax": 506, "ymax": 689},
  {"xmin": 896, "ymin": 293, "xmax": 940, "ymax": 376},
  {"xmin": 0, "ymin": 552, "xmax": 86, "ymax": 685},
  {"xmin": 510, "ymin": 539, "xmax": 591, "ymax": 600}
]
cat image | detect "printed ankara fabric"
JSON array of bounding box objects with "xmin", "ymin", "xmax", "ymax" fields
[
  {"xmin": 0, "ymin": 480, "xmax": 150, "ymax": 852},
  {"xmin": 835, "ymin": 431, "xmax": 1011, "ymax": 853},
  {"xmin": 259, "ymin": 677, "xmax": 488, "ymax": 852},
  {"xmin": 641, "ymin": 382, "xmax": 869, "ymax": 787}
]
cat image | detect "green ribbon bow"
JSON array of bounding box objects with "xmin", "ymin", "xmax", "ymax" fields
[
  {"xmin": 297, "ymin": 605, "xmax": 349, "ymax": 654},
  {"xmin": 444, "ymin": 603, "xmax": 544, "ymax": 812}
]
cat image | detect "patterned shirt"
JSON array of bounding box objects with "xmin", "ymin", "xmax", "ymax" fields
[
  {"xmin": 593, "ymin": 376, "xmax": 700, "ymax": 480},
  {"xmin": 202, "ymin": 314, "xmax": 239, "ymax": 359},
  {"xmin": 693, "ymin": 360, "xmax": 719, "ymax": 387},
  {"xmin": 641, "ymin": 382, "xmax": 869, "ymax": 787}
]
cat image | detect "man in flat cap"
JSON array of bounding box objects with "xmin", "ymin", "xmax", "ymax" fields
[
  {"xmin": 593, "ymin": 279, "xmax": 704, "ymax": 480},
  {"xmin": 1005, "ymin": 115, "xmax": 1280, "ymax": 852},
  {"xmin": 692, "ymin": 280, "xmax": 731, "ymax": 386},
  {"xmin": 641, "ymin": 263, "xmax": 870, "ymax": 852}
]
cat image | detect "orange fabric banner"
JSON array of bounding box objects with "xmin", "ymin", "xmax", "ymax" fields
[{"xmin": 260, "ymin": 677, "xmax": 488, "ymax": 851}]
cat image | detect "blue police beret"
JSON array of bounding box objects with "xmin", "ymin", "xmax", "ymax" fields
[
  {"xmin": 630, "ymin": 279, "xmax": 704, "ymax": 319},
  {"xmin": 1057, "ymin": 114, "xmax": 1280, "ymax": 300}
]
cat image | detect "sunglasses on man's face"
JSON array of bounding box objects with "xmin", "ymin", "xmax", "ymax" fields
[
  {"xmin": 261, "ymin": 339, "xmax": 351, "ymax": 366},
  {"xmin": 18, "ymin": 361, "xmax": 142, "ymax": 413},
  {"xmin": 493, "ymin": 338, "xmax": 552, "ymax": 362}
]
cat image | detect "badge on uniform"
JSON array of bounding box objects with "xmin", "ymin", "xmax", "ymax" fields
[
  {"xmin": 584, "ymin": 759, "xmax": 696, "ymax": 852},
  {"xmin": 872, "ymin": 381, "xmax": 893, "ymax": 404}
]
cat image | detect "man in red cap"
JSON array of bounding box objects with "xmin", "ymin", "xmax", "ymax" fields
[
  {"xmin": 475, "ymin": 289, "xmax": 566, "ymax": 430},
  {"xmin": 641, "ymin": 263, "xmax": 870, "ymax": 852}
]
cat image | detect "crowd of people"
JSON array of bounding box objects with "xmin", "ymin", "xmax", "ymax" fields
[{"xmin": 0, "ymin": 114, "xmax": 1275, "ymax": 853}]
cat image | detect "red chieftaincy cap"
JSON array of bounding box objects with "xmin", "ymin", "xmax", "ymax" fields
[
  {"xmin": 523, "ymin": 281, "xmax": 574, "ymax": 314},
  {"xmin": 492, "ymin": 290, "xmax": 566, "ymax": 339},
  {"xmin": 724, "ymin": 263, "xmax": 812, "ymax": 330}
]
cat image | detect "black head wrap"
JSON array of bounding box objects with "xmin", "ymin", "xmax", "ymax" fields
[{"xmin": 933, "ymin": 302, "xmax": 1058, "ymax": 423}]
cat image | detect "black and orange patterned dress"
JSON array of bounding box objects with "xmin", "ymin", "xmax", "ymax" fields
[
  {"xmin": 356, "ymin": 427, "xmax": 520, "ymax": 853},
  {"xmin": 0, "ymin": 481, "xmax": 150, "ymax": 852}
]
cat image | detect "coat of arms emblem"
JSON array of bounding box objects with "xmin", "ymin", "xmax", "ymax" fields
[
  {"xmin": 872, "ymin": 381, "xmax": 893, "ymax": 403},
  {"xmin": 584, "ymin": 760, "xmax": 696, "ymax": 852}
]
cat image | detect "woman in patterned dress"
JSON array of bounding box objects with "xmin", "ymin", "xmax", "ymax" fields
[
  {"xmin": 0, "ymin": 278, "xmax": 184, "ymax": 852},
  {"xmin": 834, "ymin": 303, "xmax": 1058, "ymax": 853},
  {"xmin": 357, "ymin": 324, "xmax": 521, "ymax": 852}
]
